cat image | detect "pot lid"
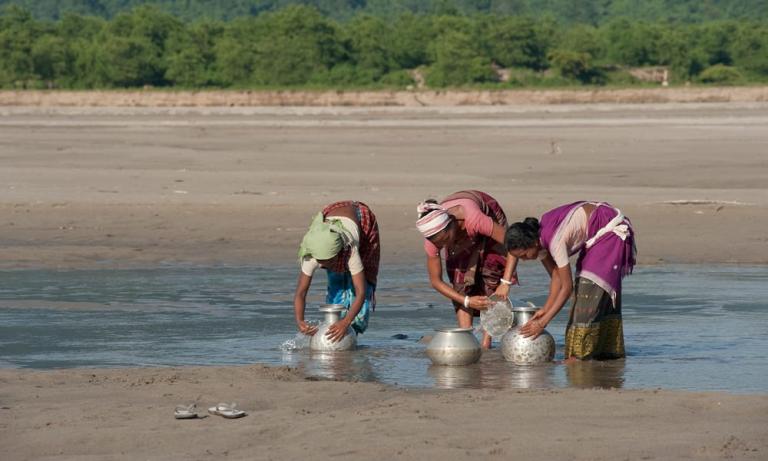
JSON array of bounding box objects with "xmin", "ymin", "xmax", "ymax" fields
[{"xmin": 435, "ymin": 327, "xmax": 475, "ymax": 333}]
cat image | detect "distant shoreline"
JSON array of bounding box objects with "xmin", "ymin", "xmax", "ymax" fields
[{"xmin": 2, "ymin": 86, "xmax": 768, "ymax": 107}]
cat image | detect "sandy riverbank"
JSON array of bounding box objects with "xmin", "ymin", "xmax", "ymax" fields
[
  {"xmin": 2, "ymin": 86, "xmax": 768, "ymax": 107},
  {"xmin": 1, "ymin": 365, "xmax": 766, "ymax": 460},
  {"xmin": 1, "ymin": 101, "xmax": 767, "ymax": 460},
  {"xmin": 0, "ymin": 102, "xmax": 766, "ymax": 269}
]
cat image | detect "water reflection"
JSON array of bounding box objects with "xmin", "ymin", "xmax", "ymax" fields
[
  {"xmin": 565, "ymin": 359, "xmax": 626, "ymax": 389},
  {"xmin": 428, "ymin": 363, "xmax": 483, "ymax": 389},
  {"xmin": 427, "ymin": 350, "xmax": 558, "ymax": 390},
  {"xmin": 303, "ymin": 350, "xmax": 377, "ymax": 382},
  {"xmin": 505, "ymin": 363, "xmax": 557, "ymax": 389}
]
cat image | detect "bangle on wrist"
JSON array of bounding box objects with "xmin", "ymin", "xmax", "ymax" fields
[
  {"xmin": 463, "ymin": 295, "xmax": 470, "ymax": 308},
  {"xmin": 500, "ymin": 278, "xmax": 513, "ymax": 286}
]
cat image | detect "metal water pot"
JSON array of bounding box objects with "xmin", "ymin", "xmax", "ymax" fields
[
  {"xmin": 309, "ymin": 304, "xmax": 357, "ymax": 352},
  {"xmin": 501, "ymin": 305, "xmax": 555, "ymax": 365},
  {"xmin": 425, "ymin": 327, "xmax": 482, "ymax": 366}
]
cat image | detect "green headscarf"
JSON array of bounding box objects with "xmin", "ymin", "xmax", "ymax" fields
[{"xmin": 298, "ymin": 212, "xmax": 347, "ymax": 262}]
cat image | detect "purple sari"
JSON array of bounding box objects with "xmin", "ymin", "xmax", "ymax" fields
[{"xmin": 540, "ymin": 201, "xmax": 636, "ymax": 305}]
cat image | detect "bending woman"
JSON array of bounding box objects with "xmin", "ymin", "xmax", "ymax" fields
[
  {"xmin": 416, "ymin": 190, "xmax": 518, "ymax": 349},
  {"xmin": 294, "ymin": 201, "xmax": 380, "ymax": 342},
  {"xmin": 505, "ymin": 201, "xmax": 636, "ymax": 361}
]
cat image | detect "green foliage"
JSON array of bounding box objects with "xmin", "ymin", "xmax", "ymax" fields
[
  {"xmin": 548, "ymin": 49, "xmax": 605, "ymax": 84},
  {"xmin": 345, "ymin": 15, "xmax": 397, "ymax": 80},
  {"xmin": 378, "ymin": 69, "xmax": 415, "ymax": 87},
  {"xmin": 483, "ymin": 16, "xmax": 551, "ymax": 70},
  {"xmin": 164, "ymin": 20, "xmax": 223, "ymax": 86},
  {"xmin": 426, "ymin": 30, "xmax": 497, "ymax": 87},
  {"xmin": 3, "ymin": 0, "xmax": 768, "ymax": 23},
  {"xmin": 698, "ymin": 64, "xmax": 743, "ymax": 84},
  {"xmin": 0, "ymin": 5, "xmax": 38, "ymax": 86},
  {"xmin": 250, "ymin": 6, "xmax": 345, "ymax": 85},
  {"xmin": 31, "ymin": 34, "xmax": 70, "ymax": 85},
  {"xmin": 1, "ymin": 2, "xmax": 768, "ymax": 89}
]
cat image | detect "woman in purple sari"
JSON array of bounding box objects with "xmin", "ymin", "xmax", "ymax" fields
[{"xmin": 505, "ymin": 201, "xmax": 636, "ymax": 361}]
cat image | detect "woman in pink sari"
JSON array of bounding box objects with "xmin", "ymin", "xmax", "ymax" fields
[
  {"xmin": 505, "ymin": 201, "xmax": 636, "ymax": 361},
  {"xmin": 416, "ymin": 190, "xmax": 519, "ymax": 349}
]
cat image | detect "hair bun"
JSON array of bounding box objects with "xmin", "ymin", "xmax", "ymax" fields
[{"xmin": 522, "ymin": 217, "xmax": 540, "ymax": 233}]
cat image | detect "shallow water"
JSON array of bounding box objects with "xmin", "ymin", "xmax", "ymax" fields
[{"xmin": 0, "ymin": 264, "xmax": 765, "ymax": 393}]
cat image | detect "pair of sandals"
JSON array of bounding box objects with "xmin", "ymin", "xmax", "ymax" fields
[{"xmin": 174, "ymin": 403, "xmax": 247, "ymax": 419}]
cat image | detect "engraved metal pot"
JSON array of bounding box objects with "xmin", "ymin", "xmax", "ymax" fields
[
  {"xmin": 425, "ymin": 327, "xmax": 482, "ymax": 366},
  {"xmin": 501, "ymin": 306, "xmax": 555, "ymax": 365},
  {"xmin": 309, "ymin": 304, "xmax": 357, "ymax": 352}
]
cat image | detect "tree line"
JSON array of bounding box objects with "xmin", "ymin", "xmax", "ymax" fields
[
  {"xmin": 1, "ymin": 4, "xmax": 767, "ymax": 90},
  {"xmin": 2, "ymin": 0, "xmax": 767, "ymax": 24}
]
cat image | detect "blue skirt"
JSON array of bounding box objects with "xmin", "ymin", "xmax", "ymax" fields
[{"xmin": 325, "ymin": 271, "xmax": 376, "ymax": 334}]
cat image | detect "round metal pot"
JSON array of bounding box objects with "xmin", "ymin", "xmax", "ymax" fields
[
  {"xmin": 501, "ymin": 306, "xmax": 555, "ymax": 365},
  {"xmin": 425, "ymin": 327, "xmax": 482, "ymax": 366},
  {"xmin": 309, "ymin": 304, "xmax": 357, "ymax": 352}
]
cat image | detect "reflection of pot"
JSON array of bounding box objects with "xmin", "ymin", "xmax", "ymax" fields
[
  {"xmin": 309, "ymin": 304, "xmax": 357, "ymax": 352},
  {"xmin": 307, "ymin": 350, "xmax": 352, "ymax": 380},
  {"xmin": 506, "ymin": 364, "xmax": 556, "ymax": 389},
  {"xmin": 425, "ymin": 327, "xmax": 481, "ymax": 366},
  {"xmin": 428, "ymin": 363, "xmax": 481, "ymax": 389},
  {"xmin": 501, "ymin": 306, "xmax": 555, "ymax": 365}
]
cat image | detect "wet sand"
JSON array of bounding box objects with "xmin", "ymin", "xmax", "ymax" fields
[
  {"xmin": 1, "ymin": 365, "xmax": 766, "ymax": 460},
  {"xmin": 0, "ymin": 102, "xmax": 767, "ymax": 269}
]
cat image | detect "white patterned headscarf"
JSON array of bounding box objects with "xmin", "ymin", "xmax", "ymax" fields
[{"xmin": 416, "ymin": 202, "xmax": 452, "ymax": 238}]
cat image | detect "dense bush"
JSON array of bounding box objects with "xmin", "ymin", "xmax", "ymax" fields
[
  {"xmin": 2, "ymin": 0, "xmax": 767, "ymax": 23},
  {"xmin": 698, "ymin": 64, "xmax": 743, "ymax": 84},
  {"xmin": 1, "ymin": 3, "xmax": 768, "ymax": 89}
]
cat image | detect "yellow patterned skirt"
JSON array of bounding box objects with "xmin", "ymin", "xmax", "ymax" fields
[{"xmin": 564, "ymin": 278, "xmax": 625, "ymax": 360}]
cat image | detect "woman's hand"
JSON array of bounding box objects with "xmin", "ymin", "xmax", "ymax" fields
[
  {"xmin": 493, "ymin": 283, "xmax": 510, "ymax": 299},
  {"xmin": 492, "ymin": 272, "xmax": 519, "ymax": 299},
  {"xmin": 297, "ymin": 320, "xmax": 319, "ymax": 336},
  {"xmin": 325, "ymin": 319, "xmax": 353, "ymax": 343},
  {"xmin": 468, "ymin": 295, "xmax": 491, "ymax": 311},
  {"xmin": 520, "ymin": 309, "xmax": 547, "ymax": 339}
]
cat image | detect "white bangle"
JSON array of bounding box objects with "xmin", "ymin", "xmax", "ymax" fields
[
  {"xmin": 500, "ymin": 278, "xmax": 513, "ymax": 286},
  {"xmin": 463, "ymin": 296, "xmax": 470, "ymax": 308}
]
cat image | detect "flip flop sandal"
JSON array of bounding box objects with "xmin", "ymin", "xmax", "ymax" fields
[
  {"xmin": 208, "ymin": 403, "xmax": 246, "ymax": 419},
  {"xmin": 174, "ymin": 404, "xmax": 204, "ymax": 419}
]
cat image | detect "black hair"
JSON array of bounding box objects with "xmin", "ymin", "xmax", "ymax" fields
[
  {"xmin": 418, "ymin": 199, "xmax": 440, "ymax": 218},
  {"xmin": 505, "ymin": 217, "xmax": 540, "ymax": 250}
]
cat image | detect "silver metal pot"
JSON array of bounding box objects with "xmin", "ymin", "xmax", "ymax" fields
[
  {"xmin": 425, "ymin": 327, "xmax": 482, "ymax": 366},
  {"xmin": 309, "ymin": 304, "xmax": 357, "ymax": 352},
  {"xmin": 501, "ymin": 305, "xmax": 555, "ymax": 365}
]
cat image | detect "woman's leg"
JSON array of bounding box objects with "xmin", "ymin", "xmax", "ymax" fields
[
  {"xmin": 454, "ymin": 303, "xmax": 492, "ymax": 349},
  {"xmin": 455, "ymin": 306, "xmax": 474, "ymax": 328}
]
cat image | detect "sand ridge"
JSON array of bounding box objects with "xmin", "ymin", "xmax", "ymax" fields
[{"xmin": 2, "ymin": 86, "xmax": 768, "ymax": 107}]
